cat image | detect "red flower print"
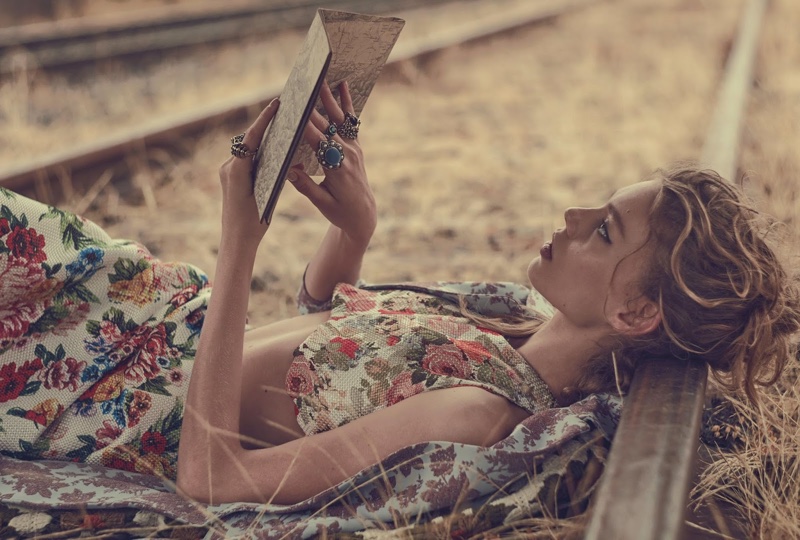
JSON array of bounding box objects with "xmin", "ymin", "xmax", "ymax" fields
[
  {"xmin": 127, "ymin": 391, "xmax": 152, "ymax": 427},
  {"xmin": 102, "ymin": 447, "xmax": 137, "ymax": 472},
  {"xmin": 0, "ymin": 254, "xmax": 53, "ymax": 347},
  {"xmin": 6, "ymin": 225, "xmax": 46, "ymax": 263},
  {"xmin": 331, "ymin": 337, "xmax": 358, "ymax": 359},
  {"xmin": 386, "ymin": 371, "xmax": 424, "ymax": 406},
  {"xmin": 345, "ymin": 297, "xmax": 376, "ymax": 312},
  {"xmin": 478, "ymin": 326, "xmax": 501, "ymax": 336},
  {"xmin": 167, "ymin": 369, "xmax": 184, "ymax": 386},
  {"xmin": 141, "ymin": 431, "xmax": 167, "ymax": 455},
  {"xmin": 39, "ymin": 357, "xmax": 86, "ymax": 391},
  {"xmin": 169, "ymin": 285, "xmax": 198, "ymax": 308},
  {"xmin": 453, "ymin": 339, "xmax": 491, "ymax": 364},
  {"xmin": 286, "ymin": 360, "xmax": 319, "ymax": 397},
  {"xmin": 0, "ymin": 218, "xmax": 9, "ymax": 236},
  {"xmin": 95, "ymin": 419, "xmax": 123, "ymax": 449},
  {"xmin": 423, "ymin": 343, "xmax": 472, "ymax": 378},
  {"xmin": 23, "ymin": 398, "xmax": 63, "ymax": 427},
  {"xmin": 0, "ymin": 358, "xmax": 43, "ymax": 403},
  {"xmin": 24, "ymin": 408, "xmax": 47, "ymax": 426},
  {"xmin": 123, "ymin": 324, "xmax": 172, "ymax": 384},
  {"xmin": 99, "ymin": 320, "xmax": 123, "ymax": 343},
  {"xmin": 386, "ymin": 336, "xmax": 400, "ymax": 346}
]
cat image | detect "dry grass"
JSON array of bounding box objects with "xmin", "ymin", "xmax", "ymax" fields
[
  {"xmin": 2, "ymin": 0, "xmax": 799, "ymax": 537},
  {"xmin": 690, "ymin": 0, "xmax": 800, "ymax": 537}
]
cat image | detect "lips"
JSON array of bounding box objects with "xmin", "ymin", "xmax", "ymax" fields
[{"xmin": 540, "ymin": 241, "xmax": 552, "ymax": 260}]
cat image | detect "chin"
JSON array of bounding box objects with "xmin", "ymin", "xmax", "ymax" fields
[{"xmin": 526, "ymin": 257, "xmax": 542, "ymax": 286}]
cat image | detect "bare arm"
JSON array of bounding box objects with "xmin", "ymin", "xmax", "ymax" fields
[
  {"xmin": 288, "ymin": 81, "xmax": 376, "ymax": 302},
  {"xmin": 176, "ymin": 102, "xmax": 277, "ymax": 501},
  {"xmin": 180, "ymin": 386, "xmax": 528, "ymax": 505}
]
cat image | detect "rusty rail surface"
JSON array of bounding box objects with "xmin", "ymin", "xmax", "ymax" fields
[
  {"xmin": 0, "ymin": 0, "xmax": 453, "ymax": 74},
  {"xmin": 0, "ymin": 0, "xmax": 595, "ymax": 202},
  {"xmin": 585, "ymin": 1, "xmax": 770, "ymax": 539}
]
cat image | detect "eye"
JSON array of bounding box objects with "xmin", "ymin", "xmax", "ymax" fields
[{"xmin": 597, "ymin": 219, "xmax": 611, "ymax": 243}]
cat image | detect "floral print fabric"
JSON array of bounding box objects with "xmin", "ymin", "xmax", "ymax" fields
[
  {"xmin": 1, "ymin": 393, "xmax": 621, "ymax": 539},
  {"xmin": 290, "ymin": 284, "xmax": 556, "ymax": 435},
  {"xmin": 0, "ymin": 188, "xmax": 210, "ymax": 480}
]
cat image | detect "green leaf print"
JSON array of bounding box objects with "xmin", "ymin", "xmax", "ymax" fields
[
  {"xmin": 137, "ymin": 376, "xmax": 171, "ymax": 396},
  {"xmin": 67, "ymin": 282, "xmax": 100, "ymax": 303},
  {"xmin": 415, "ymin": 328, "xmax": 450, "ymax": 346},
  {"xmin": 153, "ymin": 401, "xmax": 184, "ymax": 451},
  {"xmin": 20, "ymin": 380, "xmax": 41, "ymax": 396},
  {"xmin": 108, "ymin": 258, "xmax": 149, "ymax": 283},
  {"xmin": 28, "ymin": 303, "xmax": 71, "ymax": 336},
  {"xmin": 7, "ymin": 407, "xmax": 27, "ymax": 418},
  {"xmin": 42, "ymin": 206, "xmax": 98, "ymax": 249},
  {"xmin": 66, "ymin": 435, "xmax": 96, "ymax": 461}
]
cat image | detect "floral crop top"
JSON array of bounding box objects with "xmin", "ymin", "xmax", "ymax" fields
[{"xmin": 288, "ymin": 281, "xmax": 556, "ymax": 435}]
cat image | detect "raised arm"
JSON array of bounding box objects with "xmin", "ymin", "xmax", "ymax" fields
[{"xmin": 287, "ymin": 81, "xmax": 376, "ymax": 303}]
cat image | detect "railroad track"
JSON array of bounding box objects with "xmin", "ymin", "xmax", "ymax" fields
[
  {"xmin": 586, "ymin": 1, "xmax": 770, "ymax": 538},
  {"xmin": 0, "ymin": 0, "xmax": 595, "ymax": 204},
  {"xmin": 0, "ymin": 0, "xmax": 454, "ymax": 75}
]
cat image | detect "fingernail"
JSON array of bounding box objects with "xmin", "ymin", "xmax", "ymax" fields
[{"xmin": 288, "ymin": 171, "xmax": 298, "ymax": 183}]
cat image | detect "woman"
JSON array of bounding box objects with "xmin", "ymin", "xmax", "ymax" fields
[
  {"xmin": 1, "ymin": 83, "xmax": 798, "ymax": 507},
  {"xmin": 174, "ymin": 83, "xmax": 800, "ymax": 505}
]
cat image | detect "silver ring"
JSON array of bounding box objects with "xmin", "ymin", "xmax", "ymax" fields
[
  {"xmin": 230, "ymin": 133, "xmax": 257, "ymax": 158},
  {"xmin": 316, "ymin": 139, "xmax": 345, "ymax": 170},
  {"xmin": 338, "ymin": 112, "xmax": 360, "ymax": 139}
]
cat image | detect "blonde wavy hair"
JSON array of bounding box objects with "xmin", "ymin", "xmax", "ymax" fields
[{"xmin": 463, "ymin": 164, "xmax": 800, "ymax": 403}]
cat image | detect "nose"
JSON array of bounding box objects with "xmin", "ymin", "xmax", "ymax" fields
[
  {"xmin": 563, "ymin": 207, "xmax": 583, "ymax": 238},
  {"xmin": 563, "ymin": 207, "xmax": 597, "ymax": 238}
]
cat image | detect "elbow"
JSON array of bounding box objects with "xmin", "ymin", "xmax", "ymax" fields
[{"xmin": 176, "ymin": 471, "xmax": 210, "ymax": 504}]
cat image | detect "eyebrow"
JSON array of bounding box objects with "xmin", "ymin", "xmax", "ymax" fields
[{"xmin": 608, "ymin": 202, "xmax": 627, "ymax": 241}]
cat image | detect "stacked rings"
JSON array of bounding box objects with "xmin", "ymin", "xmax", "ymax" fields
[
  {"xmin": 316, "ymin": 122, "xmax": 345, "ymax": 169},
  {"xmin": 338, "ymin": 112, "xmax": 360, "ymax": 139},
  {"xmin": 230, "ymin": 133, "xmax": 258, "ymax": 158}
]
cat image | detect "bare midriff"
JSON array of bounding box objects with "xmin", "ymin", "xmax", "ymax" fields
[{"xmin": 239, "ymin": 310, "xmax": 331, "ymax": 448}]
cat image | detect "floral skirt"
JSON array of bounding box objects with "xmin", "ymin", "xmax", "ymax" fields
[{"xmin": 0, "ymin": 188, "xmax": 210, "ymax": 481}]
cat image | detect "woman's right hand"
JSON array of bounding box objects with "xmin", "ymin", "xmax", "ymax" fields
[{"xmin": 287, "ymin": 81, "xmax": 376, "ymax": 249}]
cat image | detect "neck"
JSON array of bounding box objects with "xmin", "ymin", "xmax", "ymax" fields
[{"xmin": 515, "ymin": 312, "xmax": 610, "ymax": 404}]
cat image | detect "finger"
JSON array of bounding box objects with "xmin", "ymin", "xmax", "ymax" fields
[
  {"xmin": 319, "ymin": 80, "xmax": 344, "ymax": 124},
  {"xmin": 308, "ymin": 108, "xmax": 331, "ymax": 134},
  {"xmin": 287, "ymin": 166, "xmax": 335, "ymax": 210},
  {"xmin": 339, "ymin": 81, "xmax": 355, "ymax": 114},
  {"xmin": 302, "ymin": 118, "xmax": 325, "ymax": 146},
  {"xmin": 242, "ymin": 99, "xmax": 280, "ymax": 150}
]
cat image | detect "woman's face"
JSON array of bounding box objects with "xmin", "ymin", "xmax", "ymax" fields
[{"xmin": 528, "ymin": 180, "xmax": 661, "ymax": 331}]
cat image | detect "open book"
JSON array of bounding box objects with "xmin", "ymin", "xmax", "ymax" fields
[{"xmin": 253, "ymin": 9, "xmax": 405, "ymax": 224}]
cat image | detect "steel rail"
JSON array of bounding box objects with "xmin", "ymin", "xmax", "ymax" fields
[
  {"xmin": 584, "ymin": 1, "xmax": 770, "ymax": 539},
  {"xmin": 0, "ymin": 0, "xmax": 453, "ymax": 74},
  {"xmin": 0, "ymin": 0, "xmax": 595, "ymax": 201}
]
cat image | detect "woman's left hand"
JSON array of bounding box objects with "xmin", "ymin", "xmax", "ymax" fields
[
  {"xmin": 217, "ymin": 98, "xmax": 279, "ymax": 248},
  {"xmin": 289, "ymin": 81, "xmax": 376, "ymax": 249}
]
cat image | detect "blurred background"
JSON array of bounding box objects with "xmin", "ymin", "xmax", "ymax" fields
[{"xmin": 0, "ymin": 0, "xmax": 797, "ymax": 328}]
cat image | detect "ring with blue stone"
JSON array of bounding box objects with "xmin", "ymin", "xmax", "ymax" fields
[
  {"xmin": 316, "ymin": 138, "xmax": 345, "ymax": 170},
  {"xmin": 324, "ymin": 123, "xmax": 338, "ymax": 138}
]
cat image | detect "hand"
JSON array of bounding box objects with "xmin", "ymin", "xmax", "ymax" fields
[
  {"xmin": 289, "ymin": 81, "xmax": 377, "ymax": 248},
  {"xmin": 217, "ymin": 99, "xmax": 279, "ymax": 248}
]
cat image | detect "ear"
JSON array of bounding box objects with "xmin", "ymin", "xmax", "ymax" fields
[{"xmin": 610, "ymin": 296, "xmax": 661, "ymax": 336}]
